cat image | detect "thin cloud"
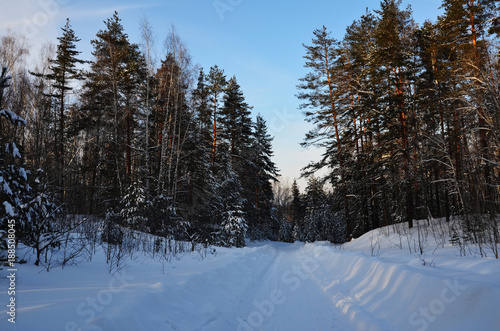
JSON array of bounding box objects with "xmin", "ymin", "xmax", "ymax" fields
[
  {"xmin": 64, "ymin": 3, "xmax": 166, "ymax": 20},
  {"xmin": 1, "ymin": 2, "xmax": 165, "ymax": 30},
  {"xmin": 1, "ymin": 1, "xmax": 42, "ymax": 29}
]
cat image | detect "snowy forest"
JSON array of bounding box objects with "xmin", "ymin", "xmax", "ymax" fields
[
  {"xmin": 290, "ymin": 0, "xmax": 500, "ymax": 250},
  {"xmin": 0, "ymin": 9, "xmax": 282, "ymax": 264},
  {"xmin": 2, "ymin": 0, "xmax": 500, "ymax": 269}
]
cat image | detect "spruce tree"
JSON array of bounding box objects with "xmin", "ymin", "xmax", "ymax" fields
[
  {"xmin": 246, "ymin": 115, "xmax": 279, "ymax": 239},
  {"xmin": 183, "ymin": 68, "xmax": 216, "ymax": 236},
  {"xmin": 303, "ymin": 176, "xmax": 325, "ymax": 242},
  {"xmin": 2, "ymin": 66, "xmax": 74, "ymax": 267},
  {"xmin": 192, "ymin": 68, "xmax": 212, "ymax": 135},
  {"xmin": 213, "ymin": 150, "xmax": 247, "ymax": 247},
  {"xmin": 25, "ymin": 169, "xmax": 59, "ymax": 267},
  {"xmin": 220, "ymin": 76, "xmax": 253, "ymax": 158},
  {"xmin": 0, "ymin": 100, "xmax": 59, "ymax": 266},
  {"xmin": 0, "ymin": 67, "xmax": 29, "ymax": 264},
  {"xmin": 290, "ymin": 179, "xmax": 305, "ymax": 241},
  {"xmin": 120, "ymin": 181, "xmax": 149, "ymax": 231},
  {"xmin": 220, "ymin": 76, "xmax": 257, "ymax": 233}
]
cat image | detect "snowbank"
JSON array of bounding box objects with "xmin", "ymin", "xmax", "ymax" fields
[{"xmin": 1, "ymin": 219, "xmax": 499, "ymax": 330}]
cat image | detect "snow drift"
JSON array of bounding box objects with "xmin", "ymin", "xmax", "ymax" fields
[{"xmin": 1, "ymin": 219, "xmax": 499, "ymax": 330}]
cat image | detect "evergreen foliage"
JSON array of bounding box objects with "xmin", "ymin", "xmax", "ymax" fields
[
  {"xmin": 29, "ymin": 19, "xmax": 86, "ymax": 204},
  {"xmin": 0, "ymin": 68, "xmax": 60, "ymax": 266},
  {"xmin": 0, "ymin": 67, "xmax": 29, "ymax": 263},
  {"xmin": 120, "ymin": 181, "xmax": 149, "ymax": 230},
  {"xmin": 3, "ymin": 1, "xmax": 500, "ymax": 256},
  {"xmin": 294, "ymin": 0, "xmax": 500, "ymax": 249}
]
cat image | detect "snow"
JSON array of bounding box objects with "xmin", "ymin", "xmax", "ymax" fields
[
  {"xmin": 2, "ymin": 181, "xmax": 12, "ymax": 196},
  {"xmin": 19, "ymin": 167, "xmax": 27, "ymax": 181},
  {"xmin": 1, "ymin": 219, "xmax": 499, "ymax": 331},
  {"xmin": 0, "ymin": 109, "xmax": 26, "ymax": 126},
  {"xmin": 3, "ymin": 201, "xmax": 15, "ymax": 217},
  {"xmin": 11, "ymin": 143, "xmax": 21, "ymax": 159}
]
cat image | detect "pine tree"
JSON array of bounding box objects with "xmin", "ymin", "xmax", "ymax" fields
[
  {"xmin": 41, "ymin": 19, "xmax": 85, "ymax": 201},
  {"xmin": 438, "ymin": 0, "xmax": 500, "ymax": 230},
  {"xmin": 297, "ymin": 25, "xmax": 353, "ymax": 237},
  {"xmin": 341, "ymin": 11, "xmax": 383, "ymax": 233},
  {"xmin": 369, "ymin": 0, "xmax": 417, "ymax": 228},
  {"xmin": 488, "ymin": 1, "xmax": 500, "ymax": 36},
  {"xmin": 206, "ymin": 65, "xmax": 227, "ymax": 165},
  {"xmin": 80, "ymin": 12, "xmax": 146, "ymax": 211}
]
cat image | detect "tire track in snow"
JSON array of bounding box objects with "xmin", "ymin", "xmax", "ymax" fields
[
  {"xmin": 227, "ymin": 243, "xmax": 346, "ymax": 331},
  {"xmin": 196, "ymin": 244, "xmax": 279, "ymax": 330}
]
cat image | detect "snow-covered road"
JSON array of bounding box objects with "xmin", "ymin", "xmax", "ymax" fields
[
  {"xmin": 223, "ymin": 243, "xmax": 345, "ymax": 331},
  {"xmin": 2, "ymin": 235, "xmax": 500, "ymax": 331}
]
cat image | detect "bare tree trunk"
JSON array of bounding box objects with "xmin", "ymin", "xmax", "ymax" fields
[
  {"xmin": 141, "ymin": 17, "xmax": 155, "ymax": 200},
  {"xmin": 157, "ymin": 69, "xmax": 174, "ymax": 194}
]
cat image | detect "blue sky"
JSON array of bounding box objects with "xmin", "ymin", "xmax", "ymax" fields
[{"xmin": 3, "ymin": 0, "xmax": 443, "ymax": 189}]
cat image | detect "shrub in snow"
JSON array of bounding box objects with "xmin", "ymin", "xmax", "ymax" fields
[
  {"xmin": 101, "ymin": 212, "xmax": 126, "ymax": 273},
  {"xmin": 25, "ymin": 170, "xmax": 60, "ymax": 266},
  {"xmin": 101, "ymin": 211, "xmax": 123, "ymax": 246}
]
